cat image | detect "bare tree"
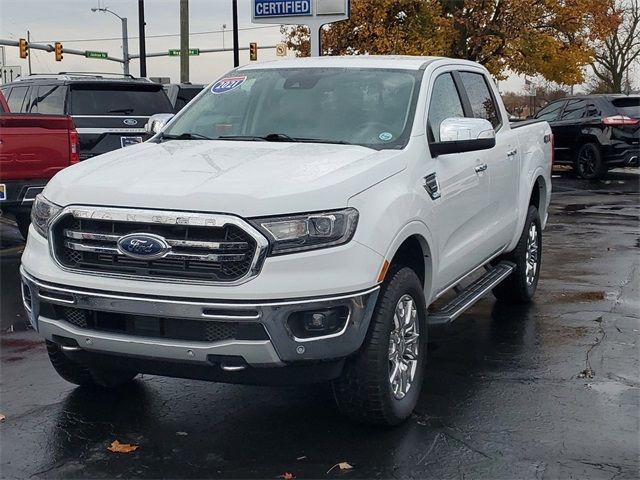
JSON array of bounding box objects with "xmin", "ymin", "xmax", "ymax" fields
[{"xmin": 591, "ymin": 0, "xmax": 640, "ymax": 93}]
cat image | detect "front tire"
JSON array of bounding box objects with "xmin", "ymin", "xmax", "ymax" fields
[
  {"xmin": 333, "ymin": 266, "xmax": 427, "ymax": 426},
  {"xmin": 575, "ymin": 143, "xmax": 606, "ymax": 179},
  {"xmin": 493, "ymin": 206, "xmax": 542, "ymax": 304},
  {"xmin": 46, "ymin": 340, "xmax": 138, "ymax": 388}
]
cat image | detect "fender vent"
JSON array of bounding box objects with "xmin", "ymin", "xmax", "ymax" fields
[{"xmin": 423, "ymin": 173, "xmax": 441, "ymax": 200}]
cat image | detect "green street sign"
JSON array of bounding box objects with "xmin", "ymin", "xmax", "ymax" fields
[
  {"xmin": 168, "ymin": 48, "xmax": 200, "ymax": 56},
  {"xmin": 85, "ymin": 51, "xmax": 108, "ymax": 59}
]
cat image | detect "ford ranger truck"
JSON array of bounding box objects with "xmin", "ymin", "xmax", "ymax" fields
[{"xmin": 21, "ymin": 57, "xmax": 552, "ymax": 425}]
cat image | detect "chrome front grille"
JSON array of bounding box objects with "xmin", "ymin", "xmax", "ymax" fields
[{"xmin": 50, "ymin": 207, "xmax": 269, "ymax": 284}]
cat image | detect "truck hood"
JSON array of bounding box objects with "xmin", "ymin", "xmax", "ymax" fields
[{"xmin": 44, "ymin": 140, "xmax": 406, "ymax": 216}]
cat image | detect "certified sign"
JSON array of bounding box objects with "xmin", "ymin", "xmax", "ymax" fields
[{"xmin": 254, "ymin": 0, "xmax": 312, "ymax": 18}]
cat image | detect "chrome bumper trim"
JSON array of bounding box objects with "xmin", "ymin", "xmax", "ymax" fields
[
  {"xmin": 38, "ymin": 317, "xmax": 283, "ymax": 366},
  {"xmin": 21, "ymin": 267, "xmax": 380, "ymax": 363}
]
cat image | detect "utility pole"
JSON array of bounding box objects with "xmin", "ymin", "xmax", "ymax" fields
[
  {"xmin": 91, "ymin": 7, "xmax": 130, "ymax": 75},
  {"xmin": 180, "ymin": 0, "xmax": 189, "ymax": 82},
  {"xmin": 138, "ymin": 0, "xmax": 147, "ymax": 77},
  {"xmin": 232, "ymin": 0, "xmax": 239, "ymax": 67},
  {"xmin": 27, "ymin": 31, "xmax": 32, "ymax": 75},
  {"xmin": 121, "ymin": 17, "xmax": 129, "ymax": 75}
]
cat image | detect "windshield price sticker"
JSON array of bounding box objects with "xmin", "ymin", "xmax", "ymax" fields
[{"xmin": 211, "ymin": 76, "xmax": 247, "ymax": 94}]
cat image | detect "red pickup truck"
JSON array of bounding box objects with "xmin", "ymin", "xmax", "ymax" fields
[{"xmin": 0, "ymin": 91, "xmax": 80, "ymax": 238}]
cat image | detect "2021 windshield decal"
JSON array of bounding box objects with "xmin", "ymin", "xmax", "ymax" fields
[{"xmin": 211, "ymin": 76, "xmax": 247, "ymax": 94}]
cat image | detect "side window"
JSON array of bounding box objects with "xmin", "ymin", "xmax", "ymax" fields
[
  {"xmin": 30, "ymin": 85, "xmax": 65, "ymax": 114},
  {"xmin": 459, "ymin": 72, "xmax": 500, "ymax": 129},
  {"xmin": 560, "ymin": 99, "xmax": 587, "ymax": 120},
  {"xmin": 6, "ymin": 85, "xmax": 29, "ymax": 113},
  {"xmin": 586, "ymin": 103, "xmax": 601, "ymax": 118},
  {"xmin": 427, "ymin": 73, "xmax": 465, "ymax": 142},
  {"xmin": 535, "ymin": 101, "xmax": 564, "ymax": 121}
]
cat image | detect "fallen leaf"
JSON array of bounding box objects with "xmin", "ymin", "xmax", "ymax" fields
[
  {"xmin": 0, "ymin": 414, "xmax": 5, "ymax": 422},
  {"xmin": 107, "ymin": 440, "xmax": 139, "ymax": 453},
  {"xmin": 327, "ymin": 462, "xmax": 354, "ymax": 474},
  {"xmin": 280, "ymin": 472, "xmax": 295, "ymax": 480}
]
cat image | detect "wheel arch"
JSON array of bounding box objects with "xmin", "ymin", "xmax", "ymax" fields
[{"xmin": 383, "ymin": 222, "xmax": 436, "ymax": 304}]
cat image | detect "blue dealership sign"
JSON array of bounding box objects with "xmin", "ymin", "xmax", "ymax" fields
[{"xmin": 254, "ymin": 0, "xmax": 312, "ymax": 18}]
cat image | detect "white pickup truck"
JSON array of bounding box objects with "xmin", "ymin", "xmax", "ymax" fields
[{"xmin": 21, "ymin": 56, "xmax": 552, "ymax": 425}]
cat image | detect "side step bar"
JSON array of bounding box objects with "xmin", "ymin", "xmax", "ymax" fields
[{"xmin": 428, "ymin": 262, "xmax": 515, "ymax": 326}]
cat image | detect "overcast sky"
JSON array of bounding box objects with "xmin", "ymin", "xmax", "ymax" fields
[{"xmin": 2, "ymin": 0, "xmax": 534, "ymax": 92}]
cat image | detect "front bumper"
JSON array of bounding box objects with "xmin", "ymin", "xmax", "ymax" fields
[{"xmin": 21, "ymin": 268, "xmax": 379, "ymax": 370}]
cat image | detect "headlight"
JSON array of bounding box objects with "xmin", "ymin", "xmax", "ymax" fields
[
  {"xmin": 251, "ymin": 208, "xmax": 359, "ymax": 255},
  {"xmin": 31, "ymin": 195, "xmax": 63, "ymax": 238}
]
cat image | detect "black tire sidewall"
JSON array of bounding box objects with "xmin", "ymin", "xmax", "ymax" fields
[
  {"xmin": 514, "ymin": 206, "xmax": 542, "ymax": 300},
  {"xmin": 371, "ymin": 267, "xmax": 428, "ymax": 421},
  {"xmin": 576, "ymin": 143, "xmax": 604, "ymax": 179}
]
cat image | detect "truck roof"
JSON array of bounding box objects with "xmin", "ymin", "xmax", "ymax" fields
[{"xmin": 238, "ymin": 55, "xmax": 444, "ymax": 71}]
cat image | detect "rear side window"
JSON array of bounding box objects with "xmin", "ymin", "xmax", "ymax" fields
[
  {"xmin": 427, "ymin": 73, "xmax": 465, "ymax": 142},
  {"xmin": 611, "ymin": 97, "xmax": 640, "ymax": 118},
  {"xmin": 535, "ymin": 101, "xmax": 564, "ymax": 121},
  {"xmin": 6, "ymin": 85, "xmax": 29, "ymax": 112},
  {"xmin": 560, "ymin": 99, "xmax": 587, "ymax": 120},
  {"xmin": 459, "ymin": 72, "xmax": 500, "ymax": 128},
  {"xmin": 69, "ymin": 85, "xmax": 173, "ymax": 116},
  {"xmin": 586, "ymin": 103, "xmax": 601, "ymax": 117},
  {"xmin": 30, "ymin": 85, "xmax": 66, "ymax": 114},
  {"xmin": 175, "ymin": 88, "xmax": 202, "ymax": 111}
]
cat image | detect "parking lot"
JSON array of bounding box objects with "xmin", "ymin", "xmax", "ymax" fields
[{"xmin": 0, "ymin": 170, "xmax": 638, "ymax": 479}]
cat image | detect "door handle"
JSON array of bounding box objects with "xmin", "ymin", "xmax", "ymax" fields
[
  {"xmin": 507, "ymin": 149, "xmax": 518, "ymax": 157},
  {"xmin": 474, "ymin": 163, "xmax": 488, "ymax": 173}
]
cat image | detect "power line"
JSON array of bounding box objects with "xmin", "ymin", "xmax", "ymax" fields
[{"xmin": 34, "ymin": 25, "xmax": 280, "ymax": 44}]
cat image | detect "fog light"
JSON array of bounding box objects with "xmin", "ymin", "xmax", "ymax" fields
[
  {"xmin": 288, "ymin": 306, "xmax": 349, "ymax": 339},
  {"xmin": 304, "ymin": 312, "xmax": 336, "ymax": 332}
]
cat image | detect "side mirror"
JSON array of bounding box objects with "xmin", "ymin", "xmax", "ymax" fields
[
  {"xmin": 430, "ymin": 117, "xmax": 496, "ymax": 156},
  {"xmin": 145, "ymin": 113, "xmax": 175, "ymax": 135}
]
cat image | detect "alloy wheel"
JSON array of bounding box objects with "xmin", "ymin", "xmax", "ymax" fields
[{"xmin": 389, "ymin": 294, "xmax": 420, "ymax": 400}]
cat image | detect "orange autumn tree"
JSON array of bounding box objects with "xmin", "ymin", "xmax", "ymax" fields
[{"xmin": 282, "ymin": 0, "xmax": 621, "ymax": 85}]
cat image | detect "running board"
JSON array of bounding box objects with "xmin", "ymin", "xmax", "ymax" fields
[{"xmin": 428, "ymin": 262, "xmax": 515, "ymax": 326}]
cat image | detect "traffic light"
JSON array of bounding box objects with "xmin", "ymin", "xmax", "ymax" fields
[
  {"xmin": 19, "ymin": 38, "xmax": 28, "ymax": 59},
  {"xmin": 55, "ymin": 42, "xmax": 63, "ymax": 62},
  {"xmin": 249, "ymin": 42, "xmax": 257, "ymax": 61}
]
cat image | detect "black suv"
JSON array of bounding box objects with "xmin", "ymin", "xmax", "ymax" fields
[
  {"xmin": 0, "ymin": 73, "xmax": 174, "ymax": 160},
  {"xmin": 534, "ymin": 94, "xmax": 639, "ymax": 179},
  {"xmin": 163, "ymin": 83, "xmax": 205, "ymax": 112}
]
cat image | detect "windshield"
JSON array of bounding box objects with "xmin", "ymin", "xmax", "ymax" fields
[
  {"xmin": 163, "ymin": 68, "xmax": 422, "ymax": 149},
  {"xmin": 70, "ymin": 85, "xmax": 173, "ymax": 116}
]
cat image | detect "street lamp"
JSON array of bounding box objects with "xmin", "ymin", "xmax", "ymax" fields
[{"xmin": 91, "ymin": 7, "xmax": 130, "ymax": 75}]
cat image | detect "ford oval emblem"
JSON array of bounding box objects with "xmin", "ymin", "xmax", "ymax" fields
[
  {"xmin": 117, "ymin": 233, "xmax": 171, "ymax": 260},
  {"xmin": 123, "ymin": 118, "xmax": 138, "ymax": 126}
]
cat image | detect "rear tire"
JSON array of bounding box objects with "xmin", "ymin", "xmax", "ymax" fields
[
  {"xmin": 332, "ymin": 266, "xmax": 427, "ymax": 426},
  {"xmin": 493, "ymin": 206, "xmax": 542, "ymax": 304},
  {"xmin": 15, "ymin": 213, "xmax": 31, "ymax": 240},
  {"xmin": 575, "ymin": 143, "xmax": 606, "ymax": 180},
  {"xmin": 46, "ymin": 340, "xmax": 138, "ymax": 388}
]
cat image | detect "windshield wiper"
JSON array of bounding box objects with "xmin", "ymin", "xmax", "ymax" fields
[
  {"xmin": 218, "ymin": 133, "xmax": 294, "ymax": 142},
  {"xmin": 108, "ymin": 108, "xmax": 134, "ymax": 114},
  {"xmin": 293, "ymin": 137, "xmax": 353, "ymax": 146},
  {"xmin": 218, "ymin": 133, "xmax": 352, "ymax": 145},
  {"xmin": 159, "ymin": 132, "xmax": 213, "ymax": 141}
]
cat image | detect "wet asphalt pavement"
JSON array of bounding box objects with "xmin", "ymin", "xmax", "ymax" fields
[{"xmin": 0, "ymin": 171, "xmax": 638, "ymax": 479}]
